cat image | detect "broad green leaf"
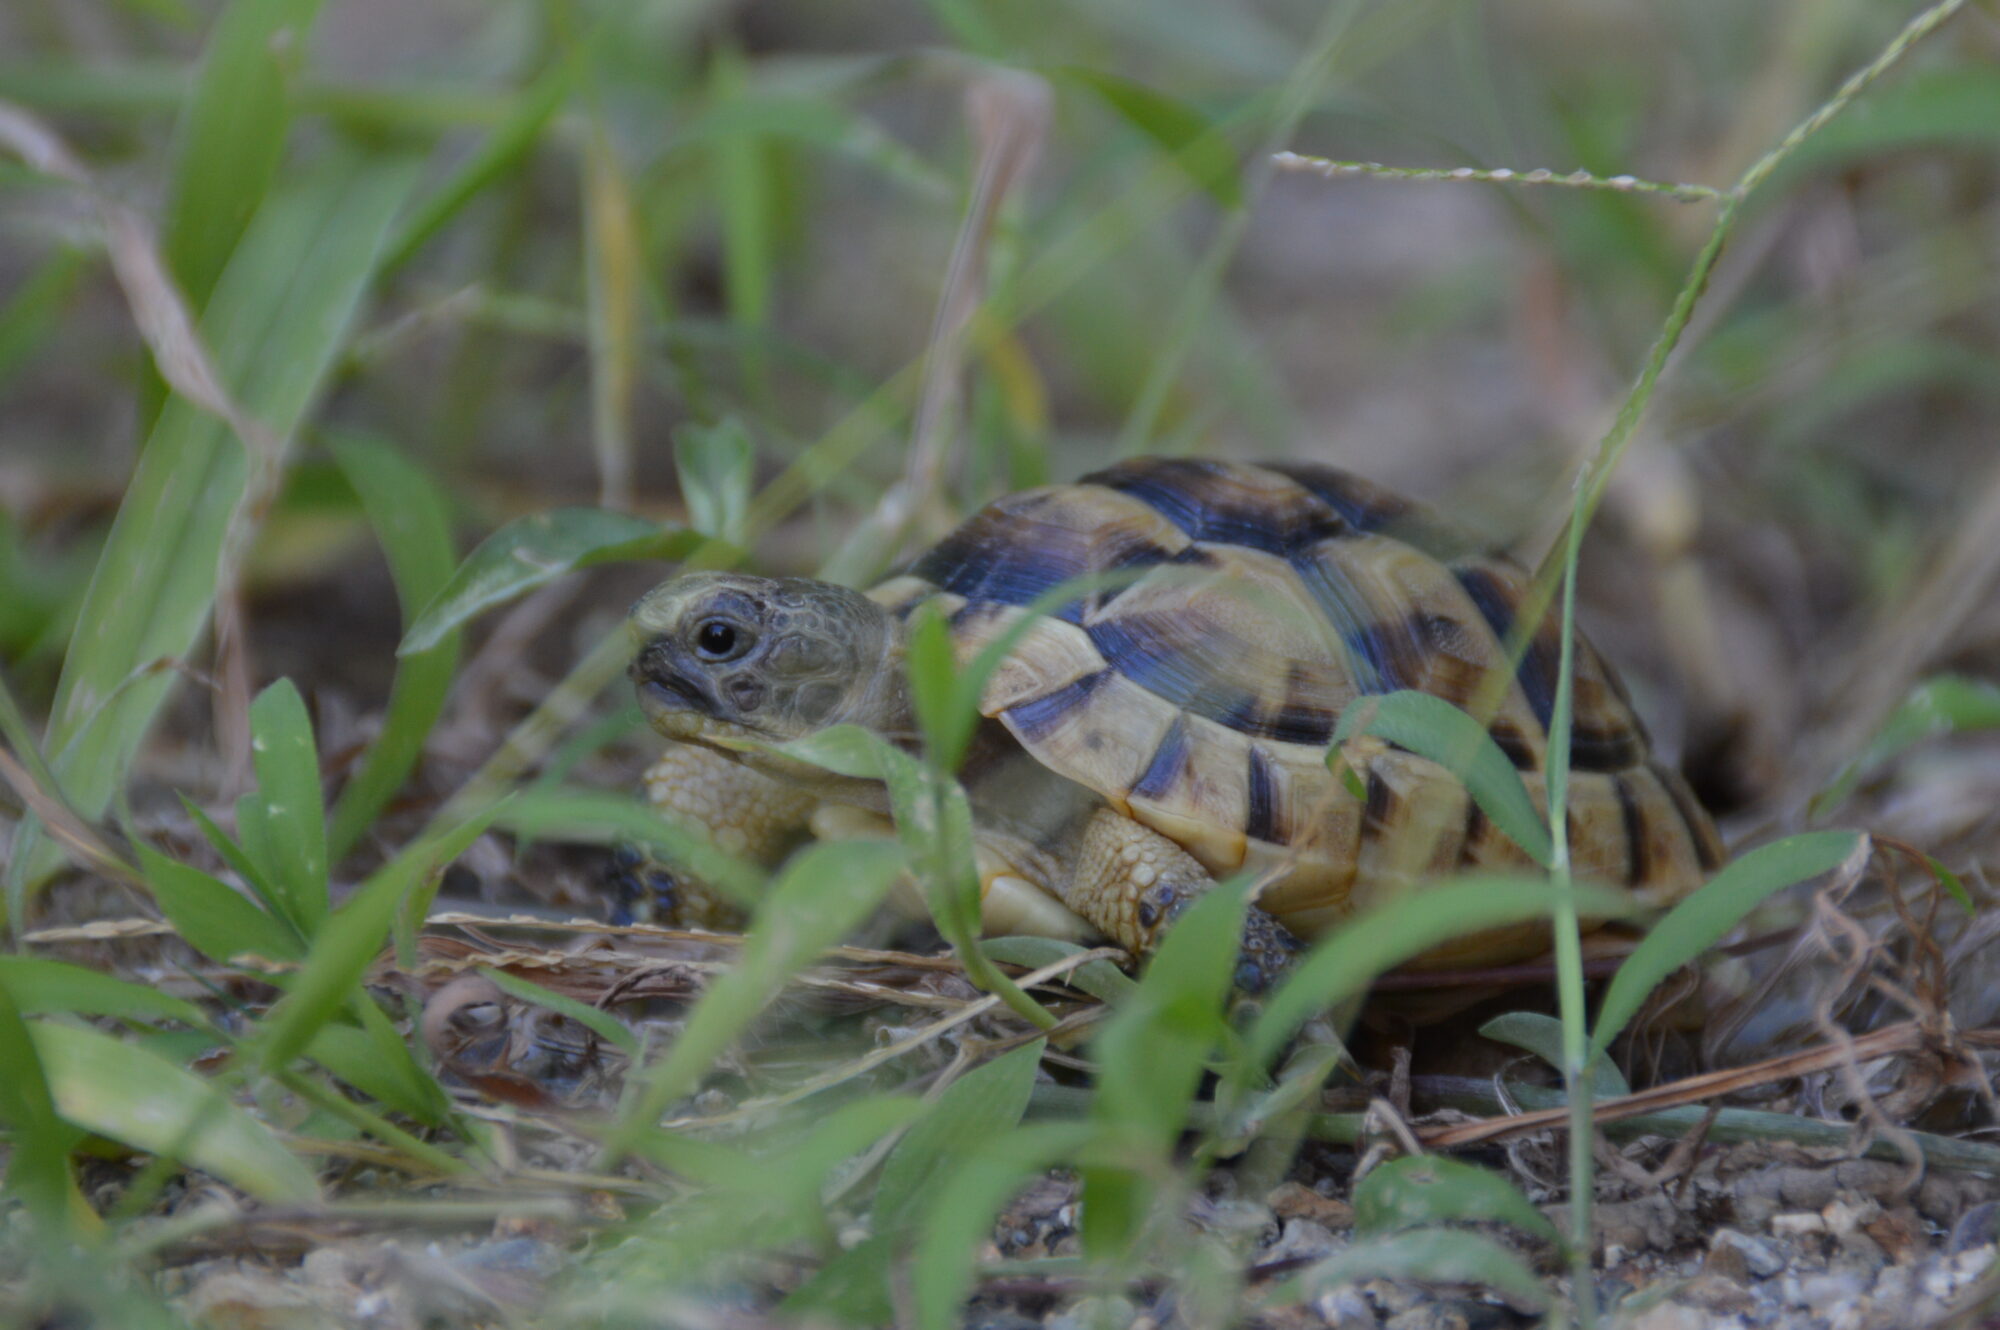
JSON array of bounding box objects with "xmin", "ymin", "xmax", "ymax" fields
[
  {"xmin": 874, "ymin": 1040, "xmax": 1044, "ymax": 1232},
  {"xmin": 400, "ymin": 510, "xmax": 700, "ymax": 654},
  {"xmin": 1250, "ymin": 876, "xmax": 1634, "ymax": 1067},
  {"xmin": 161, "ymin": 0, "xmax": 325, "ymax": 306},
  {"xmin": 138, "ymin": 843, "xmax": 301, "ymax": 966},
  {"xmin": 495, "ymin": 786, "xmax": 762, "ymax": 909},
  {"xmin": 179, "ymin": 796, "xmax": 286, "ymax": 925},
  {"xmin": 912, "ymin": 1122, "xmax": 1095, "ymax": 1330},
  {"xmin": 16, "ymin": 147, "xmax": 420, "ymax": 897},
  {"xmin": 603, "ymin": 838, "xmax": 908, "ymax": 1163},
  {"xmin": 673, "ymin": 418, "xmax": 755, "ymax": 548},
  {"xmin": 30, "ymin": 1021, "xmax": 318, "ymax": 1204},
  {"xmin": 0, "ymin": 956, "xmax": 206, "ymax": 1027},
  {"xmin": 979, "ymin": 935, "xmax": 1138, "ymax": 1003},
  {"xmin": 1592, "ymin": 831, "xmax": 1868, "ymax": 1051},
  {"xmin": 326, "ymin": 434, "xmax": 461, "ymax": 861},
  {"xmin": 479, "ymin": 966, "xmax": 639, "ymax": 1058},
  {"xmin": 1480, "ymin": 1011, "xmax": 1628, "ymax": 1098},
  {"xmin": 1334, "ymin": 691, "xmax": 1554, "ymax": 868},
  {"xmin": 1353, "ymin": 1155, "xmax": 1560, "ymax": 1244},
  {"xmin": 1059, "ymin": 67, "xmax": 1244, "ymax": 208},
  {"xmin": 1275, "ymin": 1229, "xmax": 1549, "ymax": 1312},
  {"xmin": 306, "ymin": 1019, "xmax": 448, "ymax": 1126},
  {"xmin": 243, "ymin": 680, "xmax": 328, "ymax": 933}
]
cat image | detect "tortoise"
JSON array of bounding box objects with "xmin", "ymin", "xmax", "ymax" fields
[{"xmin": 626, "ymin": 457, "xmax": 1723, "ymax": 990}]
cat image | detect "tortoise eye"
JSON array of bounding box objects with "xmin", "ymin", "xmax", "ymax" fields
[{"xmin": 694, "ymin": 619, "xmax": 743, "ymax": 660}]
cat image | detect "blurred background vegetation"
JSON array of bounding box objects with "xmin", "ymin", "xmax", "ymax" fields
[{"xmin": 2, "ymin": 0, "xmax": 1999, "ymax": 1325}]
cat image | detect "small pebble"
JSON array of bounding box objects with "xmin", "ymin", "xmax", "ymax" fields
[{"xmin": 1711, "ymin": 1229, "xmax": 1785, "ymax": 1279}]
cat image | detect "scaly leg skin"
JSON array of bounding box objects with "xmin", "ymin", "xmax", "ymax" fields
[
  {"xmin": 1055, "ymin": 807, "xmax": 1304, "ymax": 994},
  {"xmin": 611, "ymin": 743, "xmax": 817, "ymax": 928}
]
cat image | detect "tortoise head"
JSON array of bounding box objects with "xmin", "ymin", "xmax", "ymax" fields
[{"xmin": 629, "ymin": 572, "xmax": 907, "ymax": 748}]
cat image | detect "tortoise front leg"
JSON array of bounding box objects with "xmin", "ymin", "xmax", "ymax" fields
[
  {"xmin": 1057, "ymin": 808, "xmax": 1303, "ymax": 993},
  {"xmin": 620, "ymin": 743, "xmax": 817, "ymax": 927}
]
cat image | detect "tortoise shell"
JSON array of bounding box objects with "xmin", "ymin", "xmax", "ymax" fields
[{"xmin": 866, "ymin": 458, "xmax": 1722, "ymax": 950}]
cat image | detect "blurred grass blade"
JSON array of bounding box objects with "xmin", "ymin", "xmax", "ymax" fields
[
  {"xmin": 1057, "ymin": 67, "xmax": 1244, "ymax": 208},
  {"xmin": 874, "ymin": 1039, "xmax": 1044, "ymax": 1233},
  {"xmin": 912, "ymin": 1122, "xmax": 1095, "ymax": 1330},
  {"xmin": 30, "ymin": 1021, "xmax": 319, "ymax": 1204},
  {"xmin": 399, "ymin": 510, "xmax": 698, "ymax": 655},
  {"xmin": 161, "ymin": 0, "xmax": 325, "ymax": 307},
  {"xmin": 495, "ymin": 786, "xmax": 763, "ymax": 908},
  {"xmin": 1250, "ymin": 876, "xmax": 1633, "ymax": 1067},
  {"xmin": 379, "ymin": 49, "xmax": 581, "ymax": 277},
  {"xmin": 249, "ymin": 803, "xmax": 502, "ymax": 1077},
  {"xmin": 1814, "ymin": 675, "xmax": 2000, "ymax": 815},
  {"xmin": 14, "ymin": 146, "xmax": 421, "ymax": 898},
  {"xmin": 327, "ymin": 434, "xmax": 461, "ymax": 861},
  {"xmin": 763, "ymin": 725, "xmax": 1057, "ymax": 1028},
  {"xmin": 479, "ymin": 966, "xmax": 640, "ymax": 1058},
  {"xmin": 0, "ymin": 980, "xmax": 80, "ymax": 1229},
  {"xmin": 1275, "ymin": 1229, "xmax": 1549, "ymax": 1312},
  {"xmin": 0, "ymin": 955, "xmax": 206, "ymax": 1027},
  {"xmin": 602, "ymin": 838, "xmax": 909, "ymax": 1165},
  {"xmin": 583, "ymin": 117, "xmax": 641, "ymax": 509},
  {"xmin": 1592, "ymin": 830, "xmax": 1868, "ymax": 1052},
  {"xmin": 306, "ymin": 1019, "xmax": 449, "ymax": 1126},
  {"xmin": 1480, "ymin": 1010, "xmax": 1628, "ymax": 1097},
  {"xmin": 1334, "ymin": 691, "xmax": 1554, "ymax": 868},
  {"xmin": 241, "ymin": 679, "xmax": 329, "ymax": 932},
  {"xmin": 0, "ymin": 246, "xmax": 87, "ymax": 391},
  {"xmin": 1085, "ymin": 880, "xmax": 1247, "ymax": 1257},
  {"xmin": 673, "ymin": 418, "xmax": 755, "ymax": 548},
  {"xmin": 1353, "ymin": 1155, "xmax": 1561, "ymax": 1245},
  {"xmin": 979, "ymin": 935, "xmax": 1138, "ymax": 1003}
]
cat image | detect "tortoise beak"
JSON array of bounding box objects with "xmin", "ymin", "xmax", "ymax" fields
[{"xmin": 630, "ymin": 639, "xmax": 718, "ymax": 725}]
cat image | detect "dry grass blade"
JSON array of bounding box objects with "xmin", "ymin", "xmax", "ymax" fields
[
  {"xmin": 820, "ymin": 69, "xmax": 1051, "ymax": 585},
  {"xmin": 1420, "ymin": 1018, "xmax": 1967, "ymax": 1150},
  {"xmin": 1270, "ymin": 152, "xmax": 1724, "ymax": 202}
]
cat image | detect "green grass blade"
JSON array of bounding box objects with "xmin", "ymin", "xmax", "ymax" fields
[
  {"xmin": 1333, "ymin": 690, "xmax": 1555, "ymax": 868},
  {"xmin": 599, "ymin": 838, "xmax": 908, "ymax": 1166},
  {"xmin": 479, "ymin": 966, "xmax": 640, "ymax": 1059},
  {"xmin": 399, "ymin": 510, "xmax": 699, "ymax": 655},
  {"xmin": 1480, "ymin": 1010, "xmax": 1628, "ymax": 1097},
  {"xmin": 1354, "ymin": 1154, "xmax": 1561, "ymax": 1245},
  {"xmin": 13, "ymin": 146, "xmax": 421, "ymax": 898},
  {"xmin": 0, "ymin": 955, "xmax": 206, "ymax": 1027},
  {"xmin": 30, "ymin": 1021, "xmax": 320, "ymax": 1204},
  {"xmin": 673, "ymin": 418, "xmax": 755, "ymax": 548},
  {"xmin": 495, "ymin": 786, "xmax": 764, "ymax": 908},
  {"xmin": 1273, "ymin": 1229, "xmax": 1548, "ymax": 1313},
  {"xmin": 160, "ymin": 0, "xmax": 326, "ymax": 307},
  {"xmin": 0, "ymin": 980, "xmax": 78, "ymax": 1229},
  {"xmin": 1592, "ymin": 831, "xmax": 1868, "ymax": 1052},
  {"xmin": 244, "ymin": 679, "xmax": 329, "ymax": 932},
  {"xmin": 1249, "ymin": 876, "xmax": 1634, "ymax": 1068},
  {"xmin": 326, "ymin": 434, "xmax": 461, "ymax": 861},
  {"xmin": 873, "ymin": 1039, "xmax": 1044, "ymax": 1233},
  {"xmin": 378, "ymin": 50, "xmax": 581, "ymax": 278},
  {"xmin": 912, "ymin": 1122, "xmax": 1097, "ymax": 1330},
  {"xmin": 248, "ymin": 804, "xmax": 500, "ymax": 1078},
  {"xmin": 1057, "ymin": 67, "xmax": 1244, "ymax": 208}
]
